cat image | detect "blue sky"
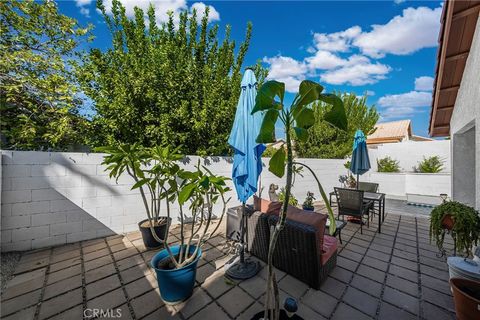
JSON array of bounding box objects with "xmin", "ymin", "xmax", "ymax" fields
[{"xmin": 60, "ymin": 0, "xmax": 443, "ymax": 137}]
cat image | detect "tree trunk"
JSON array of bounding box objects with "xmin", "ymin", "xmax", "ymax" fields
[{"xmin": 264, "ymin": 123, "xmax": 293, "ymax": 320}]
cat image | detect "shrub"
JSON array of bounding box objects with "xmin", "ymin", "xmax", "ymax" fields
[
  {"xmin": 414, "ymin": 156, "xmax": 444, "ymax": 173},
  {"xmin": 377, "ymin": 156, "xmax": 400, "ymax": 172}
]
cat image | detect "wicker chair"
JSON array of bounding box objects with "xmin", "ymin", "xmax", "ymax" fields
[
  {"xmin": 247, "ymin": 202, "xmax": 337, "ymax": 289},
  {"xmin": 357, "ymin": 182, "xmax": 379, "ymax": 193},
  {"xmin": 334, "ymin": 187, "xmax": 373, "ymax": 234}
]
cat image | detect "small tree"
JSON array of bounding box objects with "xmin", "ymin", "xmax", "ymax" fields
[
  {"xmin": 0, "ymin": 0, "xmax": 91, "ymax": 150},
  {"xmin": 414, "ymin": 156, "xmax": 444, "ymax": 173},
  {"xmin": 295, "ymin": 93, "xmax": 378, "ymax": 159},
  {"xmin": 252, "ymin": 80, "xmax": 347, "ymax": 319},
  {"xmin": 377, "ymin": 156, "xmax": 400, "ymax": 172}
]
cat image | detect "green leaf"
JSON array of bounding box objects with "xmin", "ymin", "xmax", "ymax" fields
[
  {"xmin": 295, "ymin": 107, "xmax": 315, "ymax": 129},
  {"xmin": 291, "ymin": 80, "xmax": 324, "ymax": 117},
  {"xmin": 256, "ymin": 109, "xmax": 278, "ymax": 143},
  {"xmin": 251, "ymin": 80, "xmax": 285, "ymax": 114},
  {"xmin": 178, "ymin": 183, "xmax": 196, "ymax": 205},
  {"xmin": 131, "ymin": 178, "xmax": 149, "ymax": 190},
  {"xmin": 269, "ymin": 147, "xmax": 286, "ymax": 178},
  {"xmin": 294, "ymin": 127, "xmax": 308, "ymax": 142},
  {"xmin": 320, "ymin": 94, "xmax": 348, "ymax": 131}
]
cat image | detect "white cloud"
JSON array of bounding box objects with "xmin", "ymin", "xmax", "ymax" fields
[
  {"xmin": 262, "ymin": 56, "xmax": 307, "ymax": 92},
  {"xmin": 305, "ymin": 50, "xmax": 347, "ymax": 70},
  {"xmin": 100, "ymin": 0, "xmax": 220, "ymax": 25},
  {"xmin": 394, "ymin": 0, "xmax": 407, "ymax": 4},
  {"xmin": 353, "ymin": 6, "xmax": 442, "ymax": 58},
  {"xmin": 263, "ymin": 56, "xmax": 307, "ymax": 79},
  {"xmin": 365, "ymin": 90, "xmax": 375, "ymax": 96},
  {"xmin": 75, "ymin": 0, "xmax": 93, "ymax": 6},
  {"xmin": 414, "ymin": 76, "xmax": 434, "ymax": 91},
  {"xmin": 312, "ymin": 26, "xmax": 362, "ymax": 52},
  {"xmin": 190, "ymin": 2, "xmax": 220, "ymax": 23},
  {"xmin": 380, "ymin": 106, "xmax": 420, "ymax": 120},
  {"xmin": 263, "ymin": 5, "xmax": 441, "ymax": 90},
  {"xmin": 320, "ymin": 56, "xmax": 391, "ymax": 86},
  {"xmin": 75, "ymin": 0, "xmax": 93, "ymax": 17},
  {"xmin": 378, "ymin": 90, "xmax": 431, "ymax": 108},
  {"xmin": 80, "ymin": 7, "xmax": 90, "ymax": 17}
]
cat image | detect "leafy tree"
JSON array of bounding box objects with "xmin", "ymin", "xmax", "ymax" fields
[
  {"xmin": 295, "ymin": 93, "xmax": 379, "ymax": 159},
  {"xmin": 79, "ymin": 0, "xmax": 261, "ymax": 156},
  {"xmin": 377, "ymin": 156, "xmax": 400, "ymax": 172},
  {"xmin": 0, "ymin": 0, "xmax": 91, "ymax": 150}
]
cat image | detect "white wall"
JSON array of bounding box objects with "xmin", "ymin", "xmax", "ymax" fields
[
  {"xmin": 450, "ymin": 15, "xmax": 480, "ymax": 210},
  {"xmin": 0, "ymin": 151, "xmax": 451, "ymax": 252},
  {"xmin": 0, "ymin": 151, "xmax": 348, "ymax": 252},
  {"xmin": 368, "ymin": 140, "xmax": 451, "ymax": 172}
]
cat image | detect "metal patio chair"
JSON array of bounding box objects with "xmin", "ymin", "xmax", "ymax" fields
[{"xmin": 334, "ymin": 187, "xmax": 373, "ymax": 234}]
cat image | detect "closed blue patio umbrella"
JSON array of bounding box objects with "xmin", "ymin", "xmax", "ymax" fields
[
  {"xmin": 350, "ymin": 129, "xmax": 371, "ymax": 188},
  {"xmin": 226, "ymin": 68, "xmax": 265, "ymax": 279}
]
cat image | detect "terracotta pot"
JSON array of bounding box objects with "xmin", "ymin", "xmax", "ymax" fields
[
  {"xmin": 441, "ymin": 214, "xmax": 454, "ymax": 230},
  {"xmin": 450, "ymin": 277, "xmax": 480, "ymax": 320}
]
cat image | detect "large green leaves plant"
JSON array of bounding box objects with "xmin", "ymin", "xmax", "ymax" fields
[{"xmin": 252, "ymin": 80, "xmax": 347, "ymax": 320}]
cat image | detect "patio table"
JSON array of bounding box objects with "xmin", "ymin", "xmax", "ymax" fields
[{"xmin": 329, "ymin": 191, "xmax": 386, "ymax": 233}]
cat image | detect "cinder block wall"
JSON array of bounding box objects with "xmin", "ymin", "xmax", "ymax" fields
[
  {"xmin": 0, "ymin": 151, "xmax": 348, "ymax": 252},
  {"xmin": 0, "ymin": 150, "xmax": 452, "ymax": 252}
]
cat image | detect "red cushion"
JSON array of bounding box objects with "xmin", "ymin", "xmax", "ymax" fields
[
  {"xmin": 253, "ymin": 196, "xmax": 283, "ymax": 215},
  {"xmin": 321, "ymin": 235, "xmax": 338, "ymax": 265}
]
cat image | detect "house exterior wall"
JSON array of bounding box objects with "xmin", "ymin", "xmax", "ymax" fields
[{"xmin": 450, "ymin": 15, "xmax": 480, "ymax": 210}]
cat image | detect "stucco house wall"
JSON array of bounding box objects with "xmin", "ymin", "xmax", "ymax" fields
[{"xmin": 449, "ymin": 15, "xmax": 480, "ymax": 209}]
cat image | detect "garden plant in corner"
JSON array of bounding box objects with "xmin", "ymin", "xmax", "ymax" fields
[
  {"xmin": 252, "ymin": 80, "xmax": 347, "ymax": 319},
  {"xmin": 98, "ymin": 145, "xmax": 231, "ymax": 303}
]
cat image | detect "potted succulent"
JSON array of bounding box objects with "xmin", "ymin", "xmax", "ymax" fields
[
  {"xmin": 430, "ymin": 200, "xmax": 480, "ymax": 257},
  {"xmin": 97, "ymin": 144, "xmax": 183, "ymax": 249},
  {"xmin": 252, "ymin": 79, "xmax": 347, "ymax": 319},
  {"xmin": 302, "ymin": 191, "xmax": 315, "ymax": 211},
  {"xmin": 151, "ymin": 161, "xmax": 230, "ymax": 304}
]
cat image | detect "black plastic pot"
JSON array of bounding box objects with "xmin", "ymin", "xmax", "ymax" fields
[
  {"xmin": 251, "ymin": 310, "xmax": 303, "ymax": 320},
  {"xmin": 302, "ymin": 206, "xmax": 314, "ymax": 211},
  {"xmin": 138, "ymin": 217, "xmax": 171, "ymax": 249}
]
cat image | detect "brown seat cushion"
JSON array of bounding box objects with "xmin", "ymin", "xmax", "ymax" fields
[{"xmin": 253, "ymin": 196, "xmax": 283, "ymax": 215}]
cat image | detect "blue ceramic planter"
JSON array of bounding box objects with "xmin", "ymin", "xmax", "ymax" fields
[{"xmin": 151, "ymin": 245, "xmax": 202, "ymax": 304}]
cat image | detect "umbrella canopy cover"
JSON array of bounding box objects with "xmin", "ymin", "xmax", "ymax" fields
[
  {"xmin": 228, "ymin": 69, "xmax": 266, "ymax": 203},
  {"xmin": 350, "ymin": 129, "xmax": 371, "ymax": 175}
]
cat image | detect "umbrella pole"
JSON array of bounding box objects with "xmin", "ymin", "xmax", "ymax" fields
[
  {"xmin": 225, "ymin": 201, "xmax": 260, "ymax": 280},
  {"xmin": 240, "ymin": 202, "xmax": 246, "ymax": 264}
]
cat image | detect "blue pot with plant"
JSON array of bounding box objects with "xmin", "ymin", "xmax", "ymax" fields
[
  {"xmin": 150, "ymin": 161, "xmax": 230, "ymax": 304},
  {"xmin": 152, "ymin": 245, "xmax": 202, "ymax": 304}
]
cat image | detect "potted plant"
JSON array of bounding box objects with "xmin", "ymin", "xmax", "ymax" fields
[
  {"xmin": 252, "ymin": 79, "xmax": 347, "ymax": 319},
  {"xmin": 430, "ymin": 200, "xmax": 480, "ymax": 257},
  {"xmin": 151, "ymin": 161, "xmax": 230, "ymax": 304},
  {"xmin": 278, "ymin": 187, "xmax": 298, "ymax": 206},
  {"xmin": 97, "ymin": 144, "xmax": 183, "ymax": 248},
  {"xmin": 302, "ymin": 191, "xmax": 315, "ymax": 211}
]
